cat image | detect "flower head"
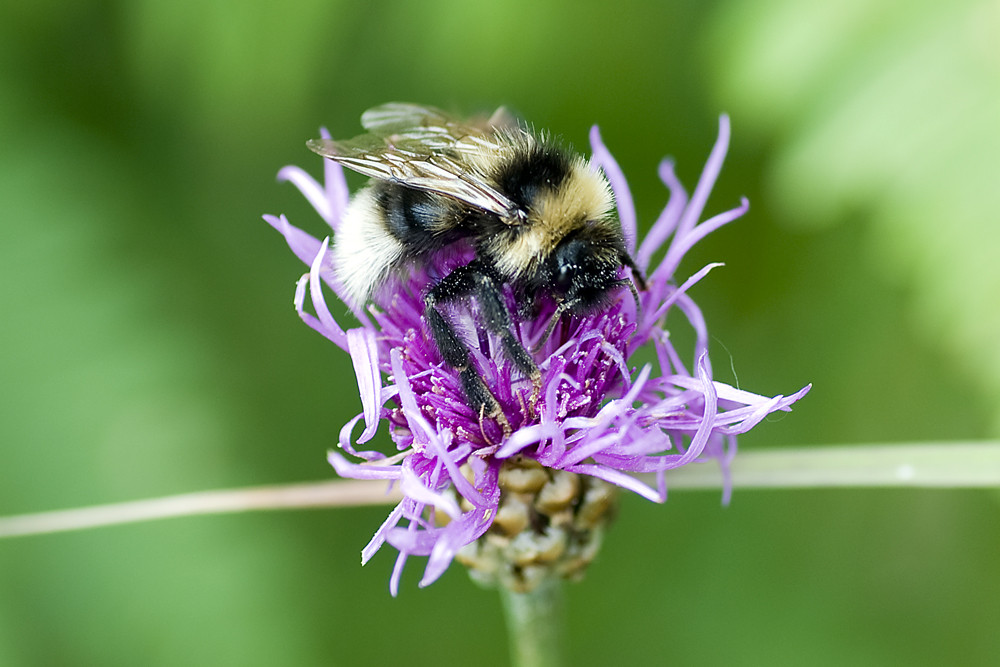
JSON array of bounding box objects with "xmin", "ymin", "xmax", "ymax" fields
[{"xmin": 265, "ymin": 114, "xmax": 810, "ymax": 595}]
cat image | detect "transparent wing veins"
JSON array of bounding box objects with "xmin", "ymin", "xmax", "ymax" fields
[{"xmin": 308, "ymin": 104, "xmax": 527, "ymax": 223}]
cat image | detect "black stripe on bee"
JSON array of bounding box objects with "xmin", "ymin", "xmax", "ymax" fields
[
  {"xmin": 494, "ymin": 142, "xmax": 574, "ymax": 211},
  {"xmin": 373, "ymin": 182, "xmax": 460, "ymax": 256}
]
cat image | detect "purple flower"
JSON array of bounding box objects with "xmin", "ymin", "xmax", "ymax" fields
[{"xmin": 265, "ymin": 115, "xmax": 810, "ymax": 594}]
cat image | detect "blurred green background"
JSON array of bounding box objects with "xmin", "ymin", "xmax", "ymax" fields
[{"xmin": 2, "ymin": 0, "xmax": 997, "ymax": 664}]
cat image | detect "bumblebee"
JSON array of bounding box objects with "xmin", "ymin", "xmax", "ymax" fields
[{"xmin": 308, "ymin": 103, "xmax": 644, "ymax": 426}]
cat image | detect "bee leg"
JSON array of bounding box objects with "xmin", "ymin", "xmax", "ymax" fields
[
  {"xmin": 466, "ymin": 266, "xmax": 542, "ymax": 417},
  {"xmin": 424, "ymin": 263, "xmax": 511, "ymax": 436}
]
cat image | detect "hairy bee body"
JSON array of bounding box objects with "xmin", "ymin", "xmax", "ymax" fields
[
  {"xmin": 310, "ymin": 103, "xmax": 642, "ymax": 425},
  {"xmin": 331, "ymin": 125, "xmax": 619, "ymax": 310}
]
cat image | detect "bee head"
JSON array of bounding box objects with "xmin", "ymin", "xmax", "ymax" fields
[
  {"xmin": 527, "ymin": 227, "xmax": 646, "ymax": 352},
  {"xmin": 548, "ymin": 228, "xmax": 634, "ymax": 313}
]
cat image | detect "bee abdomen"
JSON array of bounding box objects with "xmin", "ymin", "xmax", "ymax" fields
[
  {"xmin": 374, "ymin": 182, "xmax": 461, "ymax": 257},
  {"xmin": 333, "ymin": 187, "xmax": 407, "ymax": 308}
]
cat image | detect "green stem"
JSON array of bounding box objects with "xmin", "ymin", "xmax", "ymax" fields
[
  {"xmin": 500, "ymin": 578, "xmax": 566, "ymax": 667},
  {"xmin": 653, "ymin": 441, "xmax": 1000, "ymax": 490},
  {"xmin": 1, "ymin": 442, "xmax": 998, "ymax": 539}
]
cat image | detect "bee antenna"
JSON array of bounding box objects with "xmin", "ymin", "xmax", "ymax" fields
[
  {"xmin": 618, "ymin": 254, "xmax": 646, "ymax": 326},
  {"xmin": 622, "ymin": 254, "xmax": 647, "ymax": 292},
  {"xmin": 532, "ymin": 298, "xmax": 578, "ymax": 353},
  {"xmin": 612, "ymin": 277, "xmax": 643, "ymax": 326}
]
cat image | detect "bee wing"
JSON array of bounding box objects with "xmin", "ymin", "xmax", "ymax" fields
[
  {"xmin": 360, "ymin": 103, "xmax": 465, "ymax": 135},
  {"xmin": 360, "ymin": 102, "xmax": 517, "ymax": 139},
  {"xmin": 308, "ymin": 136, "xmax": 524, "ymax": 221},
  {"xmin": 308, "ymin": 104, "xmax": 528, "ymax": 223}
]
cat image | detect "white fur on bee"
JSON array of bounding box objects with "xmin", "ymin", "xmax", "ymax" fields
[{"xmin": 333, "ymin": 187, "xmax": 405, "ymax": 308}]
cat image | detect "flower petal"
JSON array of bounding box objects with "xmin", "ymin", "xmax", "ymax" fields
[
  {"xmin": 347, "ymin": 327, "xmax": 383, "ymax": 444},
  {"xmin": 677, "ymin": 114, "xmax": 731, "ymax": 239},
  {"xmin": 276, "ymin": 166, "xmax": 334, "ymax": 225},
  {"xmin": 306, "ymin": 238, "xmax": 349, "ymax": 349},
  {"xmin": 263, "ymin": 214, "xmax": 323, "ymax": 269},
  {"xmin": 590, "ymin": 125, "xmax": 637, "ymax": 255},
  {"xmin": 636, "ymin": 159, "xmax": 688, "ymax": 272},
  {"xmin": 400, "ymin": 466, "xmax": 462, "ymax": 520}
]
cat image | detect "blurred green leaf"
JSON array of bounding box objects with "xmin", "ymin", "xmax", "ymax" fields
[
  {"xmin": 709, "ymin": 0, "xmax": 1000, "ymax": 428},
  {"xmin": 1, "ymin": 0, "xmax": 997, "ymax": 664}
]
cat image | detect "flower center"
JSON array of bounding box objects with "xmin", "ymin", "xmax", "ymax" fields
[{"xmin": 455, "ymin": 456, "xmax": 619, "ymax": 592}]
